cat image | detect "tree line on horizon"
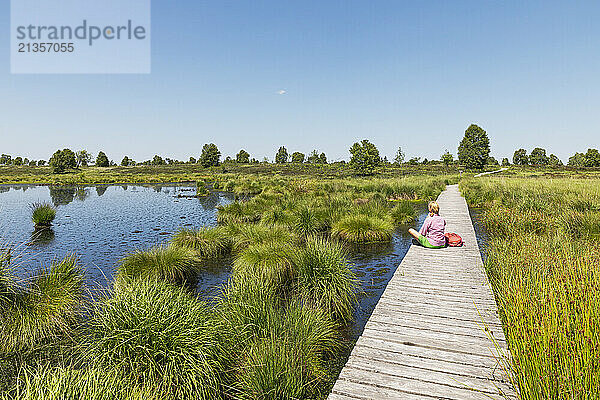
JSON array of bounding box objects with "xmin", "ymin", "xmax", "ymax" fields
[{"xmin": 1, "ymin": 124, "xmax": 599, "ymax": 174}]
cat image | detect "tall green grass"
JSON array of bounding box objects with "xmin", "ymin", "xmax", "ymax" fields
[
  {"xmin": 0, "ymin": 255, "xmax": 84, "ymax": 353},
  {"xmin": 461, "ymin": 177, "xmax": 600, "ymax": 396},
  {"xmin": 293, "ymin": 238, "xmax": 358, "ymax": 321},
  {"xmin": 30, "ymin": 202, "xmax": 56, "ymax": 227},
  {"xmin": 331, "ymin": 214, "xmax": 394, "ymax": 243},
  {"xmin": 86, "ymin": 278, "xmax": 229, "ymax": 399},
  {"xmin": 171, "ymin": 227, "xmax": 231, "ymax": 258},
  {"xmin": 232, "ymin": 241, "xmax": 295, "ymax": 296},
  {"xmin": 117, "ymin": 245, "xmax": 200, "ymax": 287}
]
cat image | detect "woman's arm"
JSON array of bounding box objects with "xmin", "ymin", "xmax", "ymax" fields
[{"xmin": 419, "ymin": 217, "xmax": 431, "ymax": 236}]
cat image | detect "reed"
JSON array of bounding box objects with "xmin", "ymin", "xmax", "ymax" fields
[{"xmin": 460, "ymin": 177, "xmax": 600, "ymax": 396}]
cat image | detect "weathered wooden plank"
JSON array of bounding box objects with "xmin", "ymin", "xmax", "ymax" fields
[
  {"xmin": 349, "ymin": 344, "xmax": 510, "ymax": 382},
  {"xmin": 328, "ymin": 185, "xmax": 515, "ymax": 399}
]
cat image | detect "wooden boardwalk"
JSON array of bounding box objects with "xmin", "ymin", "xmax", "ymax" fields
[{"xmin": 329, "ymin": 185, "xmax": 516, "ymax": 400}]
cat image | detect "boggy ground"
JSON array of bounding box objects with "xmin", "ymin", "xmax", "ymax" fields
[
  {"xmin": 0, "ymin": 163, "xmax": 463, "ymax": 185},
  {"xmin": 0, "ymin": 174, "xmax": 454, "ymax": 400},
  {"xmin": 461, "ymin": 177, "xmax": 600, "ymax": 398}
]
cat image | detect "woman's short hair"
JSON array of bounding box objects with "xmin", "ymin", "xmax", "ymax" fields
[{"xmin": 428, "ymin": 201, "xmax": 440, "ymax": 214}]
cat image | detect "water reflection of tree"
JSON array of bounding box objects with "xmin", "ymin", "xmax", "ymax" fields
[
  {"xmin": 0, "ymin": 186, "xmax": 8, "ymax": 194},
  {"xmin": 49, "ymin": 186, "xmax": 76, "ymax": 206},
  {"xmin": 29, "ymin": 228, "xmax": 55, "ymax": 247},
  {"xmin": 96, "ymin": 186, "xmax": 108, "ymax": 196},
  {"xmin": 121, "ymin": 185, "xmax": 128, "ymax": 191},
  {"xmin": 76, "ymin": 187, "xmax": 90, "ymax": 202}
]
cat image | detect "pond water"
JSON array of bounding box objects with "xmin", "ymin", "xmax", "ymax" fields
[{"xmin": 0, "ymin": 184, "xmax": 428, "ymax": 340}]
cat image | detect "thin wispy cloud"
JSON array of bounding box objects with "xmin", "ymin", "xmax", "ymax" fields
[{"xmin": 277, "ymin": 89, "xmax": 286, "ymax": 95}]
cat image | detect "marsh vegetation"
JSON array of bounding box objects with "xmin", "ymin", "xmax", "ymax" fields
[
  {"xmin": 0, "ymin": 174, "xmax": 446, "ymax": 399},
  {"xmin": 462, "ymin": 178, "xmax": 600, "ymax": 397}
]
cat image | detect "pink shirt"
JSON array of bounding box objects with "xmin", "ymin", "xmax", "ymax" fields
[{"xmin": 419, "ymin": 214, "xmax": 446, "ymax": 247}]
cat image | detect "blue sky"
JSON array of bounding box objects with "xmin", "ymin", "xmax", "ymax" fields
[{"xmin": 1, "ymin": 1, "xmax": 599, "ymax": 163}]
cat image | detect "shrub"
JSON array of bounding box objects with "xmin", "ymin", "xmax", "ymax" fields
[
  {"xmin": 30, "ymin": 202, "xmax": 57, "ymax": 227},
  {"xmin": 117, "ymin": 245, "xmax": 200, "ymax": 286}
]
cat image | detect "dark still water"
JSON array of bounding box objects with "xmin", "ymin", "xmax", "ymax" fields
[
  {"xmin": 0, "ymin": 185, "xmax": 233, "ymax": 288},
  {"xmin": 0, "ymin": 184, "xmax": 427, "ymax": 339}
]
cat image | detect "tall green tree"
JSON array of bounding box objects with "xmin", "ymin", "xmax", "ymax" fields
[
  {"xmin": 394, "ymin": 147, "xmax": 405, "ymax": 165},
  {"xmin": 0, "ymin": 154, "xmax": 11, "ymax": 165},
  {"xmin": 13, "ymin": 157, "xmax": 23, "ymax": 166},
  {"xmin": 291, "ymin": 152, "xmax": 305, "ymax": 163},
  {"xmin": 568, "ymin": 152, "xmax": 586, "ymax": 167},
  {"xmin": 49, "ymin": 149, "xmax": 77, "ymax": 173},
  {"xmin": 96, "ymin": 151, "xmax": 109, "ymax": 167},
  {"xmin": 152, "ymin": 155, "xmax": 166, "ymax": 166},
  {"xmin": 121, "ymin": 156, "xmax": 131, "ymax": 166},
  {"xmin": 441, "ymin": 150, "xmax": 453, "ymax": 167},
  {"xmin": 584, "ymin": 148, "xmax": 600, "ymax": 167},
  {"xmin": 349, "ymin": 139, "xmax": 381, "ymax": 175},
  {"xmin": 502, "ymin": 158, "xmax": 510, "ymax": 166},
  {"xmin": 548, "ymin": 154, "xmax": 563, "ymax": 167},
  {"xmin": 457, "ymin": 124, "xmax": 490, "ymax": 170},
  {"xmin": 513, "ymin": 149, "xmax": 529, "ymax": 166},
  {"xmin": 199, "ymin": 143, "xmax": 221, "ymax": 167},
  {"xmin": 529, "ymin": 148, "xmax": 549, "ymax": 166},
  {"xmin": 275, "ymin": 146, "xmax": 289, "ymax": 164},
  {"xmin": 319, "ymin": 152, "xmax": 327, "ymax": 164},
  {"xmin": 236, "ymin": 149, "xmax": 250, "ymax": 163},
  {"xmin": 76, "ymin": 150, "xmax": 92, "ymax": 167},
  {"xmin": 307, "ymin": 150, "xmax": 320, "ymax": 164}
]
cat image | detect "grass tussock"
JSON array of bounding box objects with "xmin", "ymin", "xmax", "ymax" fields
[
  {"xmin": 171, "ymin": 227, "xmax": 231, "ymax": 258},
  {"xmin": 86, "ymin": 278, "xmax": 229, "ymax": 399},
  {"xmin": 117, "ymin": 245, "xmax": 200, "ymax": 287},
  {"xmin": 331, "ymin": 214, "xmax": 394, "ymax": 243},
  {"xmin": 232, "ymin": 241, "xmax": 295, "ymax": 296},
  {"xmin": 30, "ymin": 202, "xmax": 56, "ymax": 227},
  {"xmin": 390, "ymin": 200, "xmax": 418, "ymax": 224},
  {"xmin": 293, "ymin": 237, "xmax": 358, "ymax": 321},
  {"xmin": 0, "ymin": 255, "xmax": 84, "ymax": 353}
]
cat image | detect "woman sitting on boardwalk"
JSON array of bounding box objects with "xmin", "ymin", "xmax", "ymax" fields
[{"xmin": 409, "ymin": 201, "xmax": 446, "ymax": 248}]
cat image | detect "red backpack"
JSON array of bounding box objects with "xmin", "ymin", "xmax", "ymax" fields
[{"xmin": 445, "ymin": 232, "xmax": 464, "ymax": 247}]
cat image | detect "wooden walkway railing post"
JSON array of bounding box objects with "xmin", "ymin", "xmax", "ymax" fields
[{"xmin": 328, "ymin": 185, "xmax": 516, "ymax": 400}]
